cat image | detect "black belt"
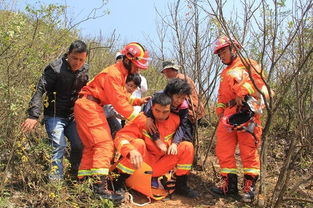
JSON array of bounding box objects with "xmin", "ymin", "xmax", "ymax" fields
[{"xmin": 78, "ymin": 94, "xmax": 101, "ymax": 105}]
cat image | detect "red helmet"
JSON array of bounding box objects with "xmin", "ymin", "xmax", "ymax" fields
[
  {"xmin": 222, "ymin": 102, "xmax": 255, "ymax": 131},
  {"xmin": 121, "ymin": 42, "xmax": 150, "ymax": 69},
  {"xmin": 213, "ymin": 36, "xmax": 240, "ymax": 54}
]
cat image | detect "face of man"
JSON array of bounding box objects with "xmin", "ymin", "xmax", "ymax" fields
[
  {"xmin": 171, "ymin": 93, "xmax": 188, "ymax": 108},
  {"xmin": 217, "ymin": 46, "xmax": 235, "ymax": 65},
  {"xmin": 162, "ymin": 68, "xmax": 178, "ymax": 79},
  {"xmin": 67, "ymin": 51, "xmax": 87, "ymax": 71},
  {"xmin": 125, "ymin": 81, "xmax": 138, "ymax": 94},
  {"xmin": 152, "ymin": 103, "xmax": 171, "ymax": 121}
]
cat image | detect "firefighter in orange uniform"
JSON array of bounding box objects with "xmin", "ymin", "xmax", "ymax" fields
[
  {"xmin": 114, "ymin": 93, "xmax": 197, "ymax": 198},
  {"xmin": 209, "ymin": 36, "xmax": 269, "ymax": 202},
  {"xmin": 74, "ymin": 42, "xmax": 151, "ymax": 202}
]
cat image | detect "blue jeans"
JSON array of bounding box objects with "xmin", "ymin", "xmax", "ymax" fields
[{"xmin": 44, "ymin": 116, "xmax": 83, "ymax": 180}]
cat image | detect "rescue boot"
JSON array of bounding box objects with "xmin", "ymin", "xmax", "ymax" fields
[
  {"xmin": 92, "ymin": 175, "xmax": 124, "ymax": 202},
  {"xmin": 209, "ymin": 173, "xmax": 238, "ymax": 197},
  {"xmin": 78, "ymin": 176, "xmax": 89, "ymax": 184},
  {"xmin": 112, "ymin": 172, "xmax": 130, "ymax": 193},
  {"xmin": 242, "ymin": 174, "xmax": 258, "ymax": 202},
  {"xmin": 174, "ymin": 175, "xmax": 198, "ymax": 198}
]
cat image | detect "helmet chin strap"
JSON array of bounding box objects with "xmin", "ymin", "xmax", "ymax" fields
[
  {"xmin": 231, "ymin": 53, "xmax": 237, "ymax": 61},
  {"xmin": 226, "ymin": 50, "xmax": 237, "ymax": 65},
  {"xmin": 123, "ymin": 58, "xmax": 132, "ymax": 73}
]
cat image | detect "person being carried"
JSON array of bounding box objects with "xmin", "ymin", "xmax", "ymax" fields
[
  {"xmin": 132, "ymin": 73, "xmax": 148, "ymax": 111},
  {"xmin": 21, "ymin": 40, "xmax": 89, "ymax": 180},
  {"xmin": 144, "ymin": 78, "xmax": 192, "ymax": 152},
  {"xmin": 74, "ymin": 42, "xmax": 151, "ymax": 202},
  {"xmin": 114, "ymin": 93, "xmax": 197, "ymax": 198},
  {"xmin": 104, "ymin": 73, "xmax": 142, "ymax": 138}
]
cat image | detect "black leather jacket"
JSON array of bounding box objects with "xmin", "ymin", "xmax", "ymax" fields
[{"xmin": 27, "ymin": 56, "xmax": 89, "ymax": 119}]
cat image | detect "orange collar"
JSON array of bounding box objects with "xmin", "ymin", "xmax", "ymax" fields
[{"xmin": 115, "ymin": 61, "xmax": 129, "ymax": 78}]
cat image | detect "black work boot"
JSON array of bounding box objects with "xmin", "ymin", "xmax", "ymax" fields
[
  {"xmin": 93, "ymin": 175, "xmax": 124, "ymax": 203},
  {"xmin": 209, "ymin": 173, "xmax": 239, "ymax": 197},
  {"xmin": 112, "ymin": 172, "xmax": 130, "ymax": 193},
  {"xmin": 174, "ymin": 175, "xmax": 198, "ymax": 198},
  {"xmin": 242, "ymin": 174, "xmax": 258, "ymax": 202}
]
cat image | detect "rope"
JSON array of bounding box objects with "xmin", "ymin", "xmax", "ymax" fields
[{"xmin": 128, "ymin": 192, "xmax": 151, "ymax": 207}]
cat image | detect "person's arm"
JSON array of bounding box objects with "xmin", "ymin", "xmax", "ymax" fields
[
  {"xmin": 143, "ymin": 97, "xmax": 153, "ymax": 118},
  {"xmin": 216, "ymin": 87, "xmax": 227, "ymax": 118},
  {"xmin": 216, "ymin": 75, "xmax": 229, "ymax": 118},
  {"xmin": 129, "ymin": 94, "xmax": 151, "ymax": 106},
  {"xmin": 187, "ymin": 78, "xmax": 200, "ymax": 109},
  {"xmin": 28, "ymin": 67, "xmax": 56, "ymax": 119},
  {"xmin": 229, "ymin": 67, "xmax": 255, "ymax": 105},
  {"xmin": 103, "ymin": 74, "xmax": 143, "ymax": 122},
  {"xmin": 114, "ymin": 116, "xmax": 146, "ymax": 157},
  {"xmin": 22, "ymin": 66, "xmax": 57, "ymax": 132},
  {"xmin": 142, "ymin": 97, "xmax": 159, "ymax": 136},
  {"xmin": 172, "ymin": 108, "xmax": 189, "ymax": 144}
]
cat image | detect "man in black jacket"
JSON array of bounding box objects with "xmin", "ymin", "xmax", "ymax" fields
[{"xmin": 21, "ymin": 40, "xmax": 89, "ymax": 180}]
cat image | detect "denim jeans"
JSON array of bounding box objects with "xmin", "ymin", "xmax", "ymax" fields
[{"xmin": 44, "ymin": 116, "xmax": 83, "ymax": 180}]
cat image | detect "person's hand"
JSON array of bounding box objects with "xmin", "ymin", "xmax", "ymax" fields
[
  {"xmin": 167, "ymin": 143, "xmax": 178, "ymax": 155},
  {"xmin": 129, "ymin": 149, "xmax": 143, "ymax": 169},
  {"xmin": 155, "ymin": 139, "xmax": 167, "ymax": 153},
  {"xmin": 146, "ymin": 117, "xmax": 158, "ymax": 134},
  {"xmin": 235, "ymin": 96, "xmax": 245, "ymax": 106},
  {"xmin": 141, "ymin": 96, "xmax": 151, "ymax": 104},
  {"xmin": 21, "ymin": 118, "xmax": 38, "ymax": 133}
]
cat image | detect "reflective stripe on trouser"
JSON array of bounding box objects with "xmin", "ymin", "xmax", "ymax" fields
[
  {"xmin": 216, "ymin": 117, "xmax": 262, "ymax": 175},
  {"xmin": 244, "ymin": 168, "xmax": 260, "ymax": 175},
  {"xmin": 220, "ymin": 168, "xmax": 238, "ymax": 175},
  {"xmin": 74, "ymin": 98, "xmax": 114, "ymax": 178},
  {"xmin": 117, "ymin": 139, "xmax": 146, "ymax": 174},
  {"xmin": 117, "ymin": 140, "xmax": 194, "ymax": 177}
]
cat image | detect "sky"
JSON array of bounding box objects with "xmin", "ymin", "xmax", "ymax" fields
[{"xmin": 15, "ymin": 0, "xmax": 176, "ymax": 45}]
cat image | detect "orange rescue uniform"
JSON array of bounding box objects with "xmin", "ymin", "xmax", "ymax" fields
[
  {"xmin": 114, "ymin": 112, "xmax": 194, "ymax": 177},
  {"xmin": 74, "ymin": 61, "xmax": 144, "ymax": 178},
  {"xmin": 216, "ymin": 57, "xmax": 264, "ymax": 176}
]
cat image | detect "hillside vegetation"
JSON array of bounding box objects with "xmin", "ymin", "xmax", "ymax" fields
[{"xmin": 0, "ymin": 1, "xmax": 312, "ymax": 207}]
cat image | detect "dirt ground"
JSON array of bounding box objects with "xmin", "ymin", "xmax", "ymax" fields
[{"xmin": 118, "ymin": 156, "xmax": 258, "ymax": 208}]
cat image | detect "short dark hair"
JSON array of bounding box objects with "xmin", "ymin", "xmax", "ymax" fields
[
  {"xmin": 68, "ymin": 40, "xmax": 88, "ymax": 54},
  {"xmin": 126, "ymin": 74, "xmax": 141, "ymax": 87},
  {"xmin": 164, "ymin": 78, "xmax": 192, "ymax": 96},
  {"xmin": 152, "ymin": 92, "xmax": 172, "ymax": 106}
]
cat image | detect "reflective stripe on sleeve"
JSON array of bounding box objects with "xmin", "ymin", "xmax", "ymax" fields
[
  {"xmin": 129, "ymin": 95, "xmax": 135, "ymax": 105},
  {"xmin": 164, "ymin": 132, "xmax": 175, "ymax": 142},
  {"xmin": 118, "ymin": 139, "xmax": 130, "ymax": 153},
  {"xmin": 127, "ymin": 107, "xmax": 141, "ymax": 121},
  {"xmin": 142, "ymin": 130, "xmax": 151, "ymax": 138},
  {"xmin": 116, "ymin": 163, "xmax": 135, "ymax": 174},
  {"xmin": 243, "ymin": 82, "xmax": 255, "ymax": 94},
  {"xmin": 216, "ymin": 102, "xmax": 226, "ymax": 108}
]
